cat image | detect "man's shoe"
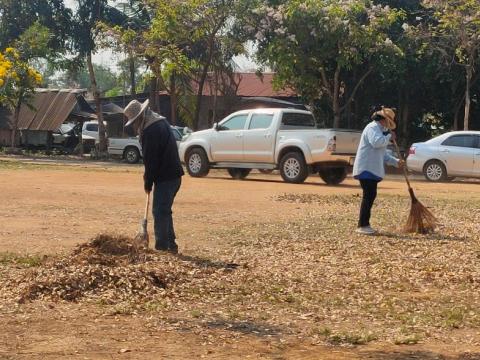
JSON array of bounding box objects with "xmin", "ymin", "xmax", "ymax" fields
[
  {"xmin": 355, "ymin": 226, "xmax": 376, "ymax": 235},
  {"xmin": 168, "ymin": 245, "xmax": 179, "ymax": 254},
  {"xmin": 155, "ymin": 245, "xmax": 169, "ymax": 252}
]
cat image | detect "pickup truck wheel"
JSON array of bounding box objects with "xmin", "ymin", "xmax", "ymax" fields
[
  {"xmin": 318, "ymin": 167, "xmax": 348, "ymax": 185},
  {"xmin": 280, "ymin": 152, "xmax": 308, "ymax": 184},
  {"xmin": 227, "ymin": 168, "xmax": 251, "ymax": 179},
  {"xmin": 124, "ymin": 146, "xmax": 140, "ymax": 164},
  {"xmin": 186, "ymin": 148, "xmax": 210, "ymax": 177}
]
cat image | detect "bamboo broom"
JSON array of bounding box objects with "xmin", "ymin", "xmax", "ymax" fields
[{"xmin": 392, "ymin": 140, "xmax": 436, "ymax": 234}]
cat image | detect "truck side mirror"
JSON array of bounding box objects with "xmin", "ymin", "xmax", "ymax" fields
[{"xmin": 213, "ymin": 122, "xmax": 219, "ymax": 131}]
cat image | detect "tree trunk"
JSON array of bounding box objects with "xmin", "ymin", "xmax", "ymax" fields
[
  {"xmin": 86, "ymin": 52, "xmax": 107, "ymax": 153},
  {"xmin": 194, "ymin": 63, "xmax": 211, "ymax": 130},
  {"xmin": 155, "ymin": 76, "xmax": 161, "ymax": 113},
  {"xmin": 212, "ymin": 68, "xmax": 219, "ymax": 126},
  {"xmin": 332, "ymin": 67, "xmax": 341, "ymax": 128},
  {"xmin": 149, "ymin": 76, "xmax": 157, "ymax": 110},
  {"xmin": 463, "ymin": 65, "xmax": 472, "ymax": 131},
  {"xmin": 193, "ymin": 36, "xmax": 215, "ymax": 130},
  {"xmin": 453, "ymin": 95, "xmax": 465, "ymax": 131},
  {"xmin": 401, "ymin": 98, "xmax": 410, "ymax": 148},
  {"xmin": 10, "ymin": 100, "xmax": 21, "ymax": 148},
  {"xmin": 170, "ymin": 71, "xmax": 177, "ymax": 125},
  {"xmin": 129, "ymin": 52, "xmax": 136, "ymax": 96}
]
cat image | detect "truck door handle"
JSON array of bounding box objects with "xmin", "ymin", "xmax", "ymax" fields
[
  {"xmin": 264, "ymin": 134, "xmax": 271, "ymax": 138},
  {"xmin": 235, "ymin": 134, "xmax": 243, "ymax": 138},
  {"xmin": 440, "ymin": 149, "xmax": 449, "ymax": 153}
]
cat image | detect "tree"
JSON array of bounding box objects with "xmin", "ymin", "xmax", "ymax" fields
[
  {"xmin": 72, "ymin": 0, "xmax": 128, "ymax": 153},
  {"xmin": 0, "ymin": 0, "xmax": 72, "ymax": 49},
  {"xmin": 245, "ymin": 0, "xmax": 404, "ymax": 127},
  {"xmin": 140, "ymin": 0, "xmax": 245, "ymax": 129},
  {"xmin": 422, "ymin": 0, "xmax": 480, "ymax": 130},
  {"xmin": 0, "ymin": 47, "xmax": 43, "ymax": 148},
  {"xmin": 104, "ymin": 1, "xmax": 152, "ymax": 96}
]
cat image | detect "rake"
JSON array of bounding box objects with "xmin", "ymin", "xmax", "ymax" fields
[
  {"xmin": 134, "ymin": 192, "xmax": 150, "ymax": 248},
  {"xmin": 393, "ymin": 140, "xmax": 436, "ymax": 234}
]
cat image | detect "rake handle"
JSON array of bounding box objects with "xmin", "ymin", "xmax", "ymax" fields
[{"xmin": 144, "ymin": 192, "xmax": 150, "ymax": 221}]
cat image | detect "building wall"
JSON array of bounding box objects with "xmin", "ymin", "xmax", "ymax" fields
[{"xmin": 0, "ymin": 130, "xmax": 11, "ymax": 147}]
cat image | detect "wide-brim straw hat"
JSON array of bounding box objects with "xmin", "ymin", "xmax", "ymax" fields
[
  {"xmin": 372, "ymin": 107, "xmax": 396, "ymax": 130},
  {"xmin": 124, "ymin": 99, "xmax": 149, "ymax": 127}
]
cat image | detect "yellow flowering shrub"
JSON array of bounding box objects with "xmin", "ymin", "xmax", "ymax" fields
[{"xmin": 0, "ymin": 47, "xmax": 43, "ymax": 105}]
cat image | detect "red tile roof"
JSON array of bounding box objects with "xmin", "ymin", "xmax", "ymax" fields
[{"xmin": 195, "ymin": 73, "xmax": 297, "ymax": 97}]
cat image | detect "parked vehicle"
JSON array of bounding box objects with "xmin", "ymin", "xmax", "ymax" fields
[
  {"xmin": 82, "ymin": 121, "xmax": 103, "ymax": 140},
  {"xmin": 108, "ymin": 126, "xmax": 184, "ymax": 164},
  {"xmin": 407, "ymin": 131, "xmax": 480, "ymax": 181},
  {"xmin": 81, "ymin": 121, "xmax": 106, "ymax": 153},
  {"xmin": 52, "ymin": 123, "xmax": 74, "ymax": 145},
  {"xmin": 178, "ymin": 108, "xmax": 361, "ymax": 184}
]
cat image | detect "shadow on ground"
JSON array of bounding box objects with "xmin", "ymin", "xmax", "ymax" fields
[
  {"xmin": 176, "ymin": 253, "xmax": 240, "ymax": 270},
  {"xmin": 206, "ymin": 318, "xmax": 283, "ymax": 337},
  {"xmin": 361, "ymin": 350, "xmax": 480, "ymax": 360}
]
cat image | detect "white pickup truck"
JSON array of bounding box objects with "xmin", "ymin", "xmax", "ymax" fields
[{"xmin": 178, "ymin": 108, "xmax": 361, "ymax": 184}]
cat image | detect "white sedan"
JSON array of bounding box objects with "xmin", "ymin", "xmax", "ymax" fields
[{"xmin": 407, "ymin": 131, "xmax": 480, "ymax": 181}]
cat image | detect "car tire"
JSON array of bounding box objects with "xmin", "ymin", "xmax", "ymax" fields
[
  {"xmin": 279, "ymin": 152, "xmax": 308, "ymax": 184},
  {"xmin": 318, "ymin": 167, "xmax": 348, "ymax": 185},
  {"xmin": 186, "ymin": 148, "xmax": 210, "ymax": 177},
  {"xmin": 124, "ymin": 146, "xmax": 140, "ymax": 164},
  {"xmin": 227, "ymin": 168, "xmax": 251, "ymax": 179},
  {"xmin": 423, "ymin": 160, "xmax": 447, "ymax": 182}
]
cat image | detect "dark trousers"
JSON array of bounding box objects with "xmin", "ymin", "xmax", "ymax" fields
[
  {"xmin": 358, "ymin": 179, "xmax": 378, "ymax": 227},
  {"xmin": 152, "ymin": 177, "xmax": 181, "ymax": 250}
]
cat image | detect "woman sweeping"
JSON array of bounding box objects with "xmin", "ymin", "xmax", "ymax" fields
[{"xmin": 353, "ymin": 107, "xmax": 404, "ymax": 235}]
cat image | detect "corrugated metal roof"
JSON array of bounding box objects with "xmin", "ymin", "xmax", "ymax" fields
[{"xmin": 17, "ymin": 89, "xmax": 88, "ymax": 131}]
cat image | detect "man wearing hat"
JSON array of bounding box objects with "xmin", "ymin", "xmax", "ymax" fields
[
  {"xmin": 124, "ymin": 99, "xmax": 184, "ymax": 252},
  {"xmin": 352, "ymin": 107, "xmax": 404, "ymax": 235}
]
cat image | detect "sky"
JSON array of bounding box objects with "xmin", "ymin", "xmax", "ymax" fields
[{"xmin": 64, "ymin": 0, "xmax": 257, "ymax": 73}]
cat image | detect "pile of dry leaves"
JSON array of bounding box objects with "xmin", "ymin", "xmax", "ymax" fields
[{"xmin": 3, "ymin": 234, "xmax": 229, "ymax": 304}]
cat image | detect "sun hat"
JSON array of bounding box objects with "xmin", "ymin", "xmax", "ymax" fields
[
  {"xmin": 372, "ymin": 107, "xmax": 396, "ymax": 130},
  {"xmin": 124, "ymin": 99, "xmax": 149, "ymax": 127}
]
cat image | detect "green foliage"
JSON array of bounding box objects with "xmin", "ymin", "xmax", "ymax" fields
[
  {"xmin": 0, "ymin": 0, "xmax": 73, "ymax": 52},
  {"xmin": 246, "ymin": 0, "xmax": 404, "ymax": 126}
]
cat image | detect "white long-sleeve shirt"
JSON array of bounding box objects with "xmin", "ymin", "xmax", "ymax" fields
[{"xmin": 352, "ymin": 121, "xmax": 399, "ymax": 180}]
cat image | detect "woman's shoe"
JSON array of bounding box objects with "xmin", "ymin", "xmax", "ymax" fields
[{"xmin": 355, "ymin": 226, "xmax": 376, "ymax": 235}]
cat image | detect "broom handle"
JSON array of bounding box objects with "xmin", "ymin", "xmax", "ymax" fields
[
  {"xmin": 144, "ymin": 192, "xmax": 150, "ymax": 220},
  {"xmin": 392, "ymin": 138, "xmax": 413, "ymax": 190}
]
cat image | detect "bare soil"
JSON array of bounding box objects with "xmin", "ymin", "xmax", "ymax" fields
[{"xmin": 1, "ymin": 157, "xmax": 480, "ymax": 359}]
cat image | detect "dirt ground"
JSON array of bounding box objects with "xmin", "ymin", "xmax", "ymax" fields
[{"xmin": 1, "ymin": 157, "xmax": 480, "ymax": 359}]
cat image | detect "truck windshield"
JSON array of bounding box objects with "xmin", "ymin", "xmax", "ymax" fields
[{"xmin": 280, "ymin": 113, "xmax": 316, "ymax": 129}]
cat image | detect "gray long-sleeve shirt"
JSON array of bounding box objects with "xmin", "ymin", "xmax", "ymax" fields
[{"xmin": 352, "ymin": 121, "xmax": 399, "ymax": 180}]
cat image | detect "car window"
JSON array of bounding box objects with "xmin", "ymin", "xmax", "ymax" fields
[
  {"xmin": 171, "ymin": 128, "xmax": 182, "ymax": 141},
  {"xmin": 220, "ymin": 114, "xmax": 248, "ymax": 130},
  {"xmin": 441, "ymin": 135, "xmax": 476, "ymax": 148},
  {"xmin": 248, "ymin": 114, "xmax": 274, "ymax": 130},
  {"xmin": 86, "ymin": 124, "xmax": 98, "ymax": 132},
  {"xmin": 476, "ymin": 135, "xmax": 480, "ymax": 149},
  {"xmin": 280, "ymin": 113, "xmax": 315, "ymax": 129}
]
